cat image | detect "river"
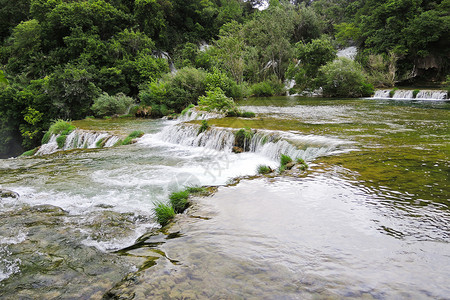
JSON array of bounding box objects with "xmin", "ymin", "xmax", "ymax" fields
[{"xmin": 0, "ymin": 97, "xmax": 449, "ymax": 299}]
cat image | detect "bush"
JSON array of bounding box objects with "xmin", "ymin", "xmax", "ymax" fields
[
  {"xmin": 47, "ymin": 120, "xmax": 75, "ymax": 135},
  {"xmin": 20, "ymin": 147, "xmax": 39, "ymax": 157},
  {"xmin": 234, "ymin": 127, "xmax": 254, "ymax": 151},
  {"xmin": 198, "ymin": 88, "xmax": 236, "ymax": 112},
  {"xmin": 56, "ymin": 135, "xmax": 67, "ymax": 149},
  {"xmin": 280, "ymin": 154, "xmax": 293, "ymax": 166},
  {"xmin": 257, "ymin": 165, "xmax": 272, "ymax": 174},
  {"xmin": 198, "ymin": 120, "xmax": 209, "ymax": 135},
  {"xmin": 413, "ymin": 89, "xmax": 420, "ymax": 98},
  {"xmin": 181, "ymin": 104, "xmax": 195, "ymax": 116},
  {"xmin": 169, "ymin": 190, "xmax": 190, "ymax": 213},
  {"xmin": 240, "ymin": 111, "xmax": 255, "ymax": 118},
  {"xmin": 317, "ymin": 58, "xmax": 374, "ymax": 97},
  {"xmin": 250, "ymin": 81, "xmax": 274, "ymax": 97},
  {"xmin": 153, "ymin": 201, "xmax": 175, "ymax": 227},
  {"xmin": 122, "ymin": 130, "xmax": 144, "ymax": 145},
  {"xmin": 91, "ymin": 92, "xmax": 135, "ymax": 117},
  {"xmin": 389, "ymin": 88, "xmax": 398, "ymax": 98}
]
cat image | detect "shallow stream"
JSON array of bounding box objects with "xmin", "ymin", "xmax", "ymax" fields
[{"xmin": 0, "ymin": 97, "xmax": 448, "ymax": 299}]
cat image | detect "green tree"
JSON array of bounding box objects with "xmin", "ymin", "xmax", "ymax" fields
[{"xmin": 317, "ymin": 57, "xmax": 374, "ymax": 97}]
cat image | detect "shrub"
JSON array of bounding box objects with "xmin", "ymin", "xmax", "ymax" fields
[
  {"xmin": 317, "ymin": 58, "xmax": 374, "ymax": 98},
  {"xmin": 198, "ymin": 88, "xmax": 236, "ymax": 112},
  {"xmin": 153, "ymin": 201, "xmax": 175, "ymax": 227},
  {"xmin": 234, "ymin": 127, "xmax": 254, "ymax": 151},
  {"xmin": 169, "ymin": 190, "xmax": 190, "ymax": 213},
  {"xmin": 251, "ymin": 81, "xmax": 274, "ymax": 97},
  {"xmin": 389, "ymin": 88, "xmax": 398, "ymax": 98},
  {"xmin": 280, "ymin": 154, "xmax": 293, "ymax": 166},
  {"xmin": 56, "ymin": 135, "xmax": 67, "ymax": 149},
  {"xmin": 198, "ymin": 120, "xmax": 209, "ymax": 135},
  {"xmin": 240, "ymin": 111, "xmax": 255, "ymax": 118},
  {"xmin": 47, "ymin": 120, "xmax": 75, "ymax": 135},
  {"xmin": 181, "ymin": 104, "xmax": 195, "ymax": 115},
  {"xmin": 41, "ymin": 131, "xmax": 52, "ymax": 144},
  {"xmin": 122, "ymin": 131, "xmax": 144, "ymax": 145},
  {"xmin": 91, "ymin": 92, "xmax": 135, "ymax": 117},
  {"xmin": 20, "ymin": 147, "xmax": 39, "ymax": 157},
  {"xmin": 257, "ymin": 165, "xmax": 272, "ymax": 174}
]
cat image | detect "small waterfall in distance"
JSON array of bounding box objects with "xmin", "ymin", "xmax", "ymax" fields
[
  {"xmin": 372, "ymin": 89, "xmax": 448, "ymax": 100},
  {"xmin": 35, "ymin": 129, "xmax": 121, "ymax": 155}
]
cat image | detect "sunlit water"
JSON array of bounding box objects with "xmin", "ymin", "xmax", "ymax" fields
[{"xmin": 0, "ymin": 98, "xmax": 449, "ymax": 298}]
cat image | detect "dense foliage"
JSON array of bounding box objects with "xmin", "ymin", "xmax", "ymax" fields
[{"xmin": 1, "ymin": 0, "xmax": 448, "ymax": 157}]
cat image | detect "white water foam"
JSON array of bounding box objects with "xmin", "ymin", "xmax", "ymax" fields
[{"xmin": 35, "ymin": 129, "xmax": 122, "ymax": 156}]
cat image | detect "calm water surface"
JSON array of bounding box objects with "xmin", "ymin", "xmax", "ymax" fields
[{"xmin": 0, "ymin": 97, "xmax": 448, "ymax": 299}]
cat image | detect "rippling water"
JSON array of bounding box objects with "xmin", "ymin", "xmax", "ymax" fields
[{"xmin": 0, "ymin": 98, "xmax": 448, "ymax": 298}]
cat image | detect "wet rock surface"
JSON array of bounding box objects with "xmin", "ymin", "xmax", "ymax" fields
[{"xmin": 0, "ymin": 204, "xmax": 145, "ymax": 299}]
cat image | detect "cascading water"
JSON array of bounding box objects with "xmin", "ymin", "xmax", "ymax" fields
[
  {"xmin": 156, "ymin": 123, "xmax": 348, "ymax": 162},
  {"xmin": 35, "ymin": 129, "xmax": 121, "ymax": 155},
  {"xmin": 372, "ymin": 89, "xmax": 448, "ymax": 100}
]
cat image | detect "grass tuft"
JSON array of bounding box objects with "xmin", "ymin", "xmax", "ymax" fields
[
  {"xmin": 153, "ymin": 201, "xmax": 175, "ymax": 227},
  {"xmin": 280, "ymin": 154, "xmax": 293, "ymax": 166},
  {"xmin": 257, "ymin": 165, "xmax": 272, "ymax": 174},
  {"xmin": 169, "ymin": 190, "xmax": 190, "ymax": 213},
  {"xmin": 198, "ymin": 120, "xmax": 209, "ymax": 135}
]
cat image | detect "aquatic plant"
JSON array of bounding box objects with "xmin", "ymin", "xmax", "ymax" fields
[
  {"xmin": 56, "ymin": 135, "xmax": 67, "ymax": 149},
  {"xmin": 389, "ymin": 88, "xmax": 398, "ymax": 98},
  {"xmin": 96, "ymin": 138, "xmax": 106, "ymax": 148},
  {"xmin": 20, "ymin": 147, "xmax": 39, "ymax": 157},
  {"xmin": 121, "ymin": 131, "xmax": 145, "ymax": 145},
  {"xmin": 280, "ymin": 154, "xmax": 293, "ymax": 166},
  {"xmin": 153, "ymin": 201, "xmax": 175, "ymax": 227},
  {"xmin": 198, "ymin": 120, "xmax": 209, "ymax": 135},
  {"xmin": 181, "ymin": 104, "xmax": 195, "ymax": 116},
  {"xmin": 234, "ymin": 127, "xmax": 254, "ymax": 151},
  {"xmin": 185, "ymin": 186, "xmax": 207, "ymax": 194},
  {"xmin": 413, "ymin": 89, "xmax": 420, "ymax": 98},
  {"xmin": 169, "ymin": 190, "xmax": 190, "ymax": 213},
  {"xmin": 257, "ymin": 165, "xmax": 272, "ymax": 174}
]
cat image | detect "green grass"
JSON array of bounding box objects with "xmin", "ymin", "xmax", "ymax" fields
[
  {"xmin": 198, "ymin": 120, "xmax": 209, "ymax": 135},
  {"xmin": 153, "ymin": 201, "xmax": 175, "ymax": 227},
  {"xmin": 185, "ymin": 186, "xmax": 207, "ymax": 194},
  {"xmin": 169, "ymin": 190, "xmax": 190, "ymax": 213},
  {"xmin": 122, "ymin": 131, "xmax": 145, "ymax": 145},
  {"xmin": 234, "ymin": 127, "xmax": 254, "ymax": 151},
  {"xmin": 413, "ymin": 89, "xmax": 420, "ymax": 98},
  {"xmin": 48, "ymin": 120, "xmax": 75, "ymax": 135},
  {"xmin": 389, "ymin": 88, "xmax": 398, "ymax": 98},
  {"xmin": 56, "ymin": 135, "xmax": 67, "ymax": 149},
  {"xmin": 41, "ymin": 131, "xmax": 52, "ymax": 144},
  {"xmin": 280, "ymin": 154, "xmax": 293, "ymax": 166},
  {"xmin": 257, "ymin": 164, "xmax": 272, "ymax": 174},
  {"xmin": 96, "ymin": 138, "xmax": 106, "ymax": 148},
  {"xmin": 240, "ymin": 111, "xmax": 255, "ymax": 118},
  {"xmin": 20, "ymin": 147, "xmax": 39, "ymax": 157},
  {"xmin": 181, "ymin": 104, "xmax": 195, "ymax": 115}
]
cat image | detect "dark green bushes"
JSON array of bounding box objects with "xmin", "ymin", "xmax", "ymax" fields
[
  {"xmin": 316, "ymin": 58, "xmax": 374, "ymax": 98},
  {"xmin": 91, "ymin": 92, "xmax": 135, "ymax": 117},
  {"xmin": 234, "ymin": 127, "xmax": 254, "ymax": 151},
  {"xmin": 198, "ymin": 120, "xmax": 209, "ymax": 135}
]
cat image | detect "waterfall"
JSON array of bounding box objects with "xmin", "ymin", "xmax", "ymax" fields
[
  {"xmin": 35, "ymin": 129, "xmax": 122, "ymax": 156},
  {"xmin": 157, "ymin": 124, "xmax": 346, "ymax": 161},
  {"xmin": 392, "ymin": 90, "xmax": 413, "ymax": 99},
  {"xmin": 372, "ymin": 89, "xmax": 448, "ymax": 100},
  {"xmin": 337, "ymin": 46, "xmax": 357, "ymax": 60},
  {"xmin": 415, "ymin": 90, "xmax": 448, "ymax": 100},
  {"xmin": 178, "ymin": 109, "xmax": 225, "ymax": 122},
  {"xmin": 373, "ymin": 90, "xmax": 391, "ymax": 98}
]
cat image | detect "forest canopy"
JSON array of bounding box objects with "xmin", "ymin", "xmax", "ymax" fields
[{"xmin": 1, "ymin": 0, "xmax": 449, "ymax": 157}]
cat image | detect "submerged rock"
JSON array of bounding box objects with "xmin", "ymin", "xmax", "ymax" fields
[{"xmin": 0, "ymin": 189, "xmax": 19, "ymax": 199}]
